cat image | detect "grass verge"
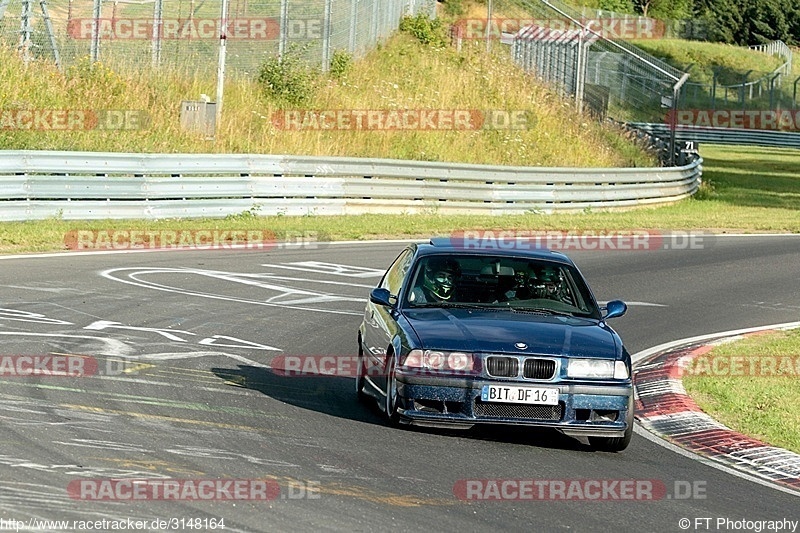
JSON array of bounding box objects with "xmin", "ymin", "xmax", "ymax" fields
[{"xmin": 683, "ymin": 329, "xmax": 800, "ymax": 454}]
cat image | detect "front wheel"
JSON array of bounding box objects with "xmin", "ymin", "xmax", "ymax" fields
[{"xmin": 384, "ymin": 355, "xmax": 401, "ymax": 427}]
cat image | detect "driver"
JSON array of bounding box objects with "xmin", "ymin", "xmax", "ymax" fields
[{"xmin": 410, "ymin": 257, "xmax": 461, "ymax": 304}]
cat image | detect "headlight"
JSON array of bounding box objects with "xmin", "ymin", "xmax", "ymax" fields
[
  {"xmin": 403, "ymin": 350, "xmax": 474, "ymax": 373},
  {"xmin": 567, "ymin": 359, "xmax": 629, "ymax": 379}
]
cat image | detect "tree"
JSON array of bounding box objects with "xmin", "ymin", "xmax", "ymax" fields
[
  {"xmin": 635, "ymin": 0, "xmax": 693, "ymax": 20},
  {"xmin": 599, "ymin": 0, "xmax": 635, "ymax": 14}
]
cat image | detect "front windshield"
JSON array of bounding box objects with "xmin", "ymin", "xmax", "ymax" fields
[{"xmin": 405, "ymin": 255, "xmax": 600, "ymax": 318}]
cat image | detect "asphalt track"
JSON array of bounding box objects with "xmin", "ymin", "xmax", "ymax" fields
[{"xmin": 0, "ymin": 235, "xmax": 798, "ymax": 532}]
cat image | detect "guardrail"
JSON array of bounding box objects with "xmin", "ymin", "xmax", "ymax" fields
[
  {"xmin": 629, "ymin": 123, "xmax": 800, "ymax": 149},
  {"xmin": 0, "ymin": 151, "xmax": 702, "ymax": 221}
]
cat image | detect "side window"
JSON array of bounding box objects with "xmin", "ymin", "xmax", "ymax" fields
[{"xmin": 380, "ymin": 249, "xmax": 413, "ymax": 295}]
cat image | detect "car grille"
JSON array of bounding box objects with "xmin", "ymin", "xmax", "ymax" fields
[
  {"xmin": 473, "ymin": 400, "xmax": 564, "ymax": 420},
  {"xmin": 523, "ymin": 358, "xmax": 556, "ymax": 380},
  {"xmin": 485, "ymin": 356, "xmax": 556, "ymax": 380},
  {"xmin": 486, "ymin": 356, "xmax": 518, "ymax": 377}
]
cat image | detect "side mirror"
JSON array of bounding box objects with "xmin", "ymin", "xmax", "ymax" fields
[
  {"xmin": 370, "ymin": 288, "xmax": 394, "ymax": 307},
  {"xmin": 603, "ymin": 300, "xmax": 627, "ymax": 320}
]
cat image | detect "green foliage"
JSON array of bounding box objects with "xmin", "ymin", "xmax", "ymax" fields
[
  {"xmin": 442, "ymin": 0, "xmax": 466, "ymax": 17},
  {"xmin": 66, "ymin": 57, "xmax": 127, "ymax": 97},
  {"xmin": 638, "ymin": 0, "xmax": 693, "ymax": 20},
  {"xmin": 693, "ymin": 0, "xmax": 800, "ymax": 45},
  {"xmin": 257, "ymin": 49, "xmax": 317, "ymax": 106},
  {"xmin": 329, "ymin": 50, "xmax": 352, "ymax": 79},
  {"xmin": 224, "ymin": 205, "xmax": 262, "ymax": 220},
  {"xmin": 598, "ymin": 0, "xmax": 634, "ymax": 14},
  {"xmin": 399, "ymin": 14, "xmax": 448, "ymax": 47}
]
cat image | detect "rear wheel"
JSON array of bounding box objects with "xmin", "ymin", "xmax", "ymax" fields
[
  {"xmin": 384, "ymin": 355, "xmax": 401, "ymax": 427},
  {"xmin": 589, "ymin": 395, "xmax": 634, "ymax": 452}
]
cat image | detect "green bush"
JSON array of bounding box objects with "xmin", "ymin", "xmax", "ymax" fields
[
  {"xmin": 399, "ymin": 14, "xmax": 448, "ymax": 47},
  {"xmin": 442, "ymin": 0, "xmax": 466, "ymax": 17},
  {"xmin": 257, "ymin": 49, "xmax": 317, "ymax": 106},
  {"xmin": 329, "ymin": 50, "xmax": 352, "ymax": 79}
]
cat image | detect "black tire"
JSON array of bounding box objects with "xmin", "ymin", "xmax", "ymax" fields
[
  {"xmin": 355, "ymin": 341, "xmax": 369, "ymax": 403},
  {"xmin": 384, "ymin": 355, "xmax": 401, "ymax": 427},
  {"xmin": 589, "ymin": 396, "xmax": 634, "ymax": 452}
]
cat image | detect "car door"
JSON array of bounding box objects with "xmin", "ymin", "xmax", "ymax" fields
[{"xmin": 363, "ymin": 247, "xmax": 414, "ymax": 391}]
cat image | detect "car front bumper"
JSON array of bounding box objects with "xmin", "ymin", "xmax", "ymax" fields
[{"xmin": 395, "ymin": 373, "xmax": 633, "ymax": 438}]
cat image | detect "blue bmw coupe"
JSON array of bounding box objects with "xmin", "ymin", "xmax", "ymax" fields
[{"xmin": 357, "ymin": 238, "xmax": 634, "ymax": 451}]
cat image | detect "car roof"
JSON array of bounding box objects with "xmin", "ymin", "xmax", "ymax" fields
[{"xmin": 413, "ymin": 237, "xmax": 575, "ymax": 266}]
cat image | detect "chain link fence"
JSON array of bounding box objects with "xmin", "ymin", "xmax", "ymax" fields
[
  {"xmin": 478, "ymin": 0, "xmax": 687, "ymax": 162},
  {"xmin": 680, "ymin": 41, "xmax": 796, "ymax": 110},
  {"xmin": 0, "ymin": 0, "xmax": 436, "ymax": 75}
]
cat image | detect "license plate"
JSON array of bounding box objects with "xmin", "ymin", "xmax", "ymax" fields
[{"xmin": 481, "ymin": 385, "xmax": 559, "ymax": 405}]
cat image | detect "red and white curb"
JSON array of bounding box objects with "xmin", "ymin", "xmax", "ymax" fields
[{"xmin": 633, "ymin": 323, "xmax": 800, "ymax": 494}]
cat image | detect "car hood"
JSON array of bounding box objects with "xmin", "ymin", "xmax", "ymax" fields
[{"xmin": 403, "ymin": 308, "xmax": 618, "ymax": 359}]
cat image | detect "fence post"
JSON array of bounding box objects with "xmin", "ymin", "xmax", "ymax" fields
[
  {"xmin": 740, "ymin": 70, "xmax": 752, "ymax": 110},
  {"xmin": 278, "ymin": 0, "xmax": 287, "ymax": 62},
  {"xmin": 370, "ymin": 0, "xmax": 378, "ymax": 44},
  {"xmin": 768, "ymin": 72, "xmax": 780, "ymax": 110},
  {"xmin": 321, "ymin": 0, "xmax": 332, "ymax": 71},
  {"xmin": 794, "ymin": 76, "xmax": 800, "ymax": 110},
  {"xmin": 18, "ymin": 0, "xmax": 32, "ymax": 64},
  {"xmin": 215, "ymin": 0, "xmax": 229, "ymax": 126},
  {"xmin": 348, "ymin": 0, "xmax": 357, "ymax": 54},
  {"xmin": 90, "ymin": 0, "xmax": 101, "ymax": 63},
  {"xmin": 151, "ymin": 0, "xmax": 163, "ymax": 67},
  {"xmin": 670, "ymin": 73, "xmax": 690, "ymax": 167},
  {"xmin": 711, "ymin": 69, "xmax": 717, "ymax": 111}
]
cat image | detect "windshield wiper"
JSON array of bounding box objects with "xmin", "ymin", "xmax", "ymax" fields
[
  {"xmin": 510, "ymin": 306, "xmax": 574, "ymax": 317},
  {"xmin": 412, "ymin": 302, "xmax": 487, "ymax": 309}
]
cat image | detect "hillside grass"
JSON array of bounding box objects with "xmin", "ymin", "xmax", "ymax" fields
[
  {"xmin": 0, "ymin": 30, "xmax": 653, "ymax": 168},
  {"xmin": 632, "ymin": 39, "xmax": 787, "ymax": 84}
]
